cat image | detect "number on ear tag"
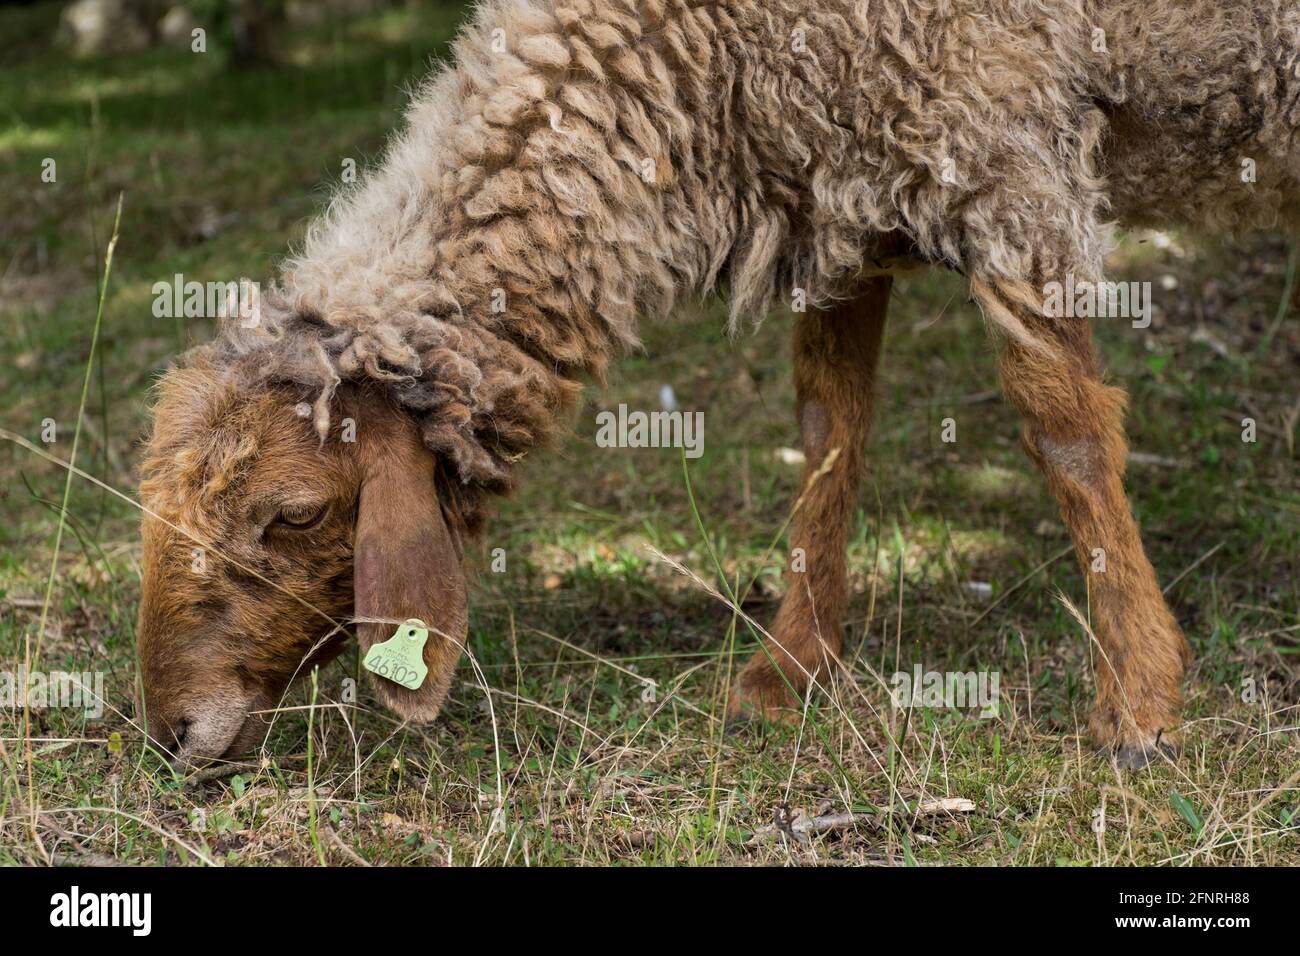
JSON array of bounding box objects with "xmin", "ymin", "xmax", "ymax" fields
[{"xmin": 362, "ymin": 619, "xmax": 429, "ymax": 690}]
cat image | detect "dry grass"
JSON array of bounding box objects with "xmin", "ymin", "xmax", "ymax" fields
[{"xmin": 1, "ymin": 0, "xmax": 1297, "ymax": 867}]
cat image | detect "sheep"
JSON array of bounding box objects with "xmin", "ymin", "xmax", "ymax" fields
[{"xmin": 137, "ymin": 0, "xmax": 1298, "ymax": 768}]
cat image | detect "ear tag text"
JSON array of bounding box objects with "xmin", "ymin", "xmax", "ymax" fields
[{"xmin": 363, "ymin": 619, "xmax": 429, "ymax": 690}]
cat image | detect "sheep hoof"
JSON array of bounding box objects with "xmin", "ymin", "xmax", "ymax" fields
[
  {"xmin": 726, "ymin": 667, "xmax": 806, "ymax": 728},
  {"xmin": 723, "ymin": 700, "xmax": 802, "ymax": 732},
  {"xmin": 1103, "ymin": 729, "xmax": 1181, "ymax": 770},
  {"xmin": 722, "ymin": 712, "xmax": 755, "ymax": 735}
]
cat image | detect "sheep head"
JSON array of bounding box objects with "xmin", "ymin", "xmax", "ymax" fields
[{"xmin": 137, "ymin": 363, "xmax": 467, "ymax": 766}]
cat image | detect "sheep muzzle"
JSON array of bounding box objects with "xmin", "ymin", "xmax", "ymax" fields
[{"xmin": 137, "ymin": 371, "xmax": 469, "ymax": 766}]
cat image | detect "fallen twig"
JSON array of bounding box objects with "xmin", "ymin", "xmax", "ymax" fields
[
  {"xmin": 751, "ymin": 797, "xmax": 975, "ymax": 845},
  {"xmin": 325, "ymin": 825, "xmax": 371, "ymax": 866}
]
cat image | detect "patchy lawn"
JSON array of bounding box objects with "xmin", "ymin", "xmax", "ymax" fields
[{"xmin": 1, "ymin": 1, "xmax": 1297, "ymax": 866}]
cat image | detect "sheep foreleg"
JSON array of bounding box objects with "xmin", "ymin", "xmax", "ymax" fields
[{"xmin": 729, "ymin": 277, "xmax": 892, "ymax": 723}]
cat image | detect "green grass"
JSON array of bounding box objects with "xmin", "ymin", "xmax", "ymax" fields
[{"xmin": 1, "ymin": 1, "xmax": 1298, "ymax": 866}]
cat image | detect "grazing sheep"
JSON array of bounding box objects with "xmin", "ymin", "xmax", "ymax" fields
[{"xmin": 138, "ymin": 0, "xmax": 1297, "ymax": 767}]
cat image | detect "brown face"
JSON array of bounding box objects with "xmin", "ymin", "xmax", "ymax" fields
[{"xmin": 137, "ymin": 365, "xmax": 468, "ymax": 765}]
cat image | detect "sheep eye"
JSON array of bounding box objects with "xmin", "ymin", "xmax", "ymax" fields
[{"xmin": 273, "ymin": 504, "xmax": 327, "ymax": 531}]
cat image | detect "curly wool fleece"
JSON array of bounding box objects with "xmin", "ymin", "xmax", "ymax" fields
[{"xmin": 186, "ymin": 0, "xmax": 1300, "ymax": 505}]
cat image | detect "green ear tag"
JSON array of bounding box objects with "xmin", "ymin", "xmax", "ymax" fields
[{"xmin": 362, "ymin": 619, "xmax": 429, "ymax": 690}]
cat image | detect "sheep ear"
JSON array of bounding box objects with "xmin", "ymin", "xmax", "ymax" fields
[{"xmin": 353, "ymin": 418, "xmax": 466, "ymax": 722}]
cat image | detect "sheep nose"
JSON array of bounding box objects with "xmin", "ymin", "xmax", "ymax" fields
[
  {"xmin": 144, "ymin": 698, "xmax": 255, "ymax": 766},
  {"xmin": 146, "ymin": 711, "xmax": 191, "ymax": 760}
]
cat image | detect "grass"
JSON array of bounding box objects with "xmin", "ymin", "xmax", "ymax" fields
[{"xmin": 1, "ymin": 1, "xmax": 1297, "ymax": 867}]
